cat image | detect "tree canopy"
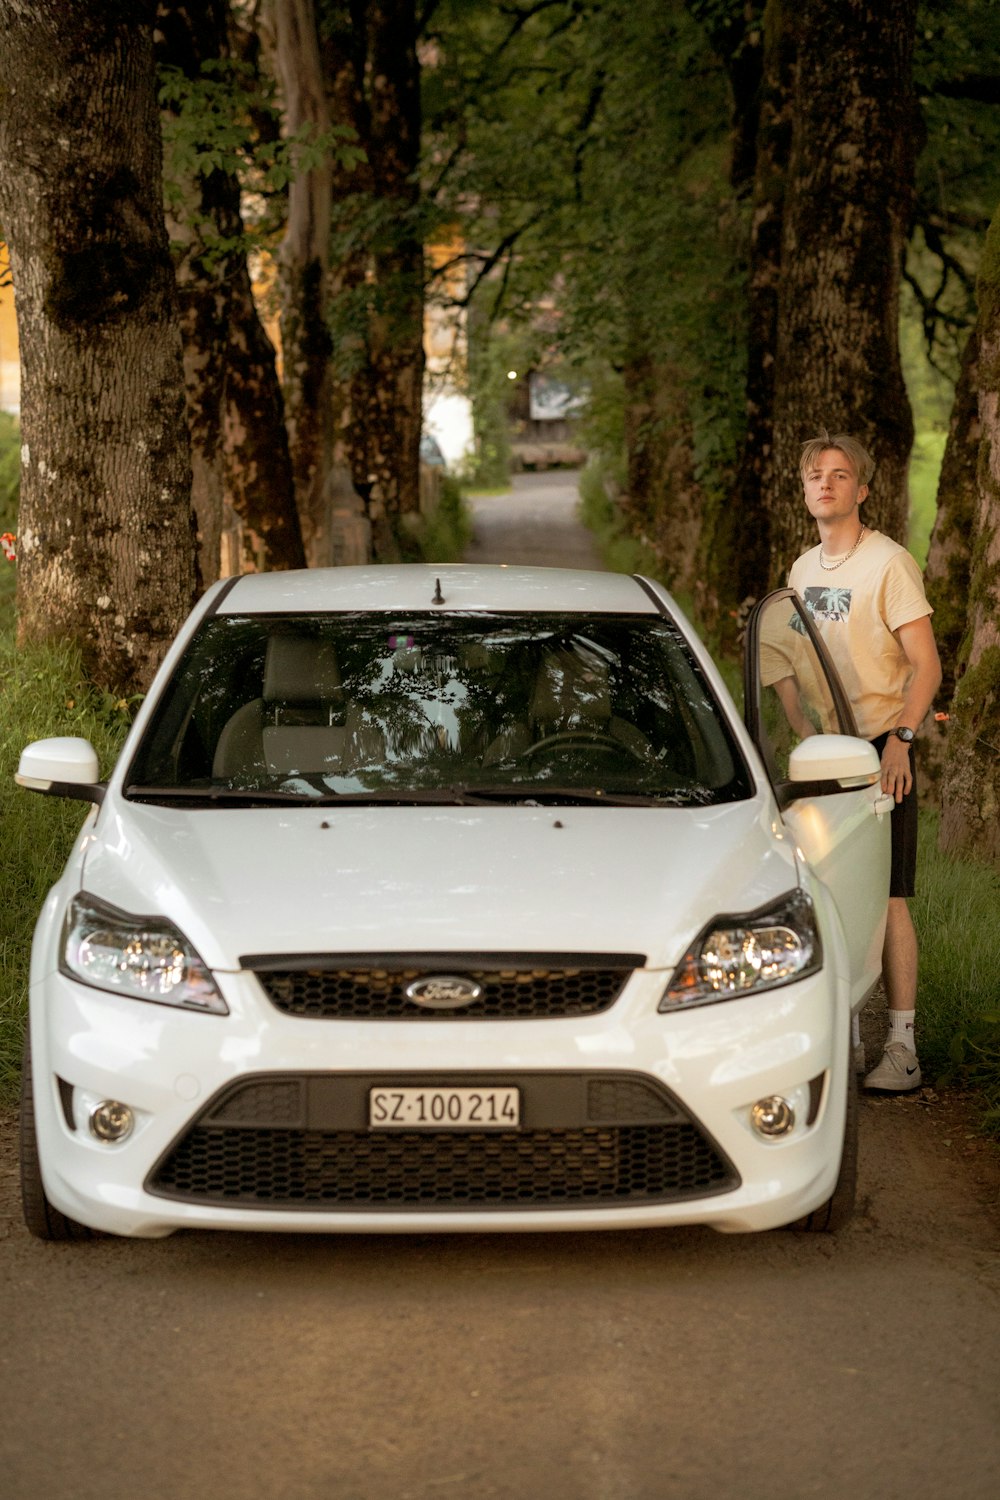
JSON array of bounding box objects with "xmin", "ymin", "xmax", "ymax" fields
[{"xmin": 0, "ymin": 0, "xmax": 998, "ymax": 857}]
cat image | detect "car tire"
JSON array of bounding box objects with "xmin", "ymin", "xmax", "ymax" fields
[
  {"xmin": 19, "ymin": 1033, "xmax": 93, "ymax": 1242},
  {"xmin": 784, "ymin": 1046, "xmax": 858, "ymax": 1233}
]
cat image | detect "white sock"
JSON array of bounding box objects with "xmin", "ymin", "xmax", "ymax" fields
[
  {"xmin": 851, "ymin": 1014, "xmax": 861, "ymax": 1046},
  {"xmin": 888, "ymin": 1010, "xmax": 916, "ymax": 1054}
]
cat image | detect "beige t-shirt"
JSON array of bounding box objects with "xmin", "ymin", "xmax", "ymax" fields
[{"xmin": 787, "ymin": 529, "xmax": 932, "ymax": 739}]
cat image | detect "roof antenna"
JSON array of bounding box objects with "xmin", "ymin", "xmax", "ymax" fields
[{"xmin": 432, "ymin": 577, "xmax": 445, "ymax": 605}]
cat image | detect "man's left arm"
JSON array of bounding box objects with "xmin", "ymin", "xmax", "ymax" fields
[{"xmin": 881, "ymin": 615, "xmax": 943, "ymax": 801}]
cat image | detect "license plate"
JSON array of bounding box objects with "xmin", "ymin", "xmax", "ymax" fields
[{"xmin": 368, "ymin": 1086, "xmax": 520, "ymax": 1130}]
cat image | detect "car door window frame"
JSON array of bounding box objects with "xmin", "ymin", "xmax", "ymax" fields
[{"xmin": 744, "ymin": 588, "xmax": 865, "ymax": 808}]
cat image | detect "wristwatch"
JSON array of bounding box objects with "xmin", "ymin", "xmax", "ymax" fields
[{"xmin": 889, "ymin": 726, "xmax": 915, "ymax": 743}]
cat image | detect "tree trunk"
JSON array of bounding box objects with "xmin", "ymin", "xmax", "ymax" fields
[
  {"xmin": 765, "ymin": 0, "xmax": 919, "ymax": 587},
  {"xmin": 157, "ymin": 0, "xmax": 305, "ymax": 576},
  {"xmin": 718, "ymin": 0, "xmax": 796, "ymax": 625},
  {"xmin": 0, "ymin": 0, "xmax": 197, "ymax": 694},
  {"xmin": 223, "ymin": 270, "xmax": 307, "ymax": 572},
  {"xmin": 939, "ymin": 211, "xmax": 1000, "ymax": 865},
  {"xmin": 156, "ymin": 0, "xmax": 232, "ymax": 586},
  {"xmin": 324, "ymin": 0, "xmax": 424, "ymax": 560},
  {"xmin": 621, "ymin": 348, "xmax": 702, "ymax": 604},
  {"xmin": 272, "ymin": 0, "xmax": 334, "ymax": 564},
  {"xmin": 920, "ymin": 323, "xmax": 980, "ymax": 801}
]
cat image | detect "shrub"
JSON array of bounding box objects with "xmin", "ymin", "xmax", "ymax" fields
[
  {"xmin": 401, "ymin": 474, "xmax": 472, "ymax": 563},
  {"xmin": 0, "ymin": 631, "xmax": 131, "ymax": 1101}
]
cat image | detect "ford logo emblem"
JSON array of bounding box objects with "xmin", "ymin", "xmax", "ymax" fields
[{"xmin": 404, "ymin": 975, "xmax": 483, "ymax": 1010}]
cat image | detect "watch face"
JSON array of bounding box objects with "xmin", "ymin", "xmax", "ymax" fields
[{"xmin": 894, "ymin": 727, "xmax": 915, "ymax": 742}]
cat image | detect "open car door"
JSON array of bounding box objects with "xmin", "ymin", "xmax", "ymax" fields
[{"xmin": 745, "ymin": 589, "xmax": 893, "ymax": 1009}]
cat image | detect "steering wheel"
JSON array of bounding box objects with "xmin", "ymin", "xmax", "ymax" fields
[{"xmin": 520, "ymin": 729, "xmax": 647, "ymax": 764}]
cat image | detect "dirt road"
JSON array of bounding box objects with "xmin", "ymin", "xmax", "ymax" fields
[{"xmin": 1, "ymin": 473, "xmax": 998, "ymax": 1500}]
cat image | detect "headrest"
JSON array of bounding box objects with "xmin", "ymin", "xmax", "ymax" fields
[
  {"xmin": 264, "ymin": 636, "xmax": 342, "ymax": 704},
  {"xmin": 530, "ymin": 646, "xmax": 611, "ymax": 725}
]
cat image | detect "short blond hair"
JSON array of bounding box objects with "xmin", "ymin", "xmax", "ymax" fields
[{"xmin": 800, "ymin": 430, "xmax": 875, "ymax": 487}]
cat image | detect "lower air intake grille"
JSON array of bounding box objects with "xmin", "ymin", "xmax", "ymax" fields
[{"xmin": 148, "ymin": 1072, "xmax": 737, "ymax": 1212}]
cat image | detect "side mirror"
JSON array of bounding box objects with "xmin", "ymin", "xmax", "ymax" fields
[
  {"xmin": 788, "ymin": 734, "xmax": 880, "ymax": 784},
  {"xmin": 777, "ymin": 734, "xmax": 880, "ymax": 808},
  {"xmin": 15, "ymin": 737, "xmax": 105, "ymax": 804}
]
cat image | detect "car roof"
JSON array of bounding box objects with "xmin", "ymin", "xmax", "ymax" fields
[{"xmin": 214, "ymin": 565, "xmax": 662, "ymax": 616}]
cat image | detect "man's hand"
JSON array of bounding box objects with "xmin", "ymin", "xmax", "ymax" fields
[{"xmin": 881, "ymin": 735, "xmax": 913, "ymax": 801}]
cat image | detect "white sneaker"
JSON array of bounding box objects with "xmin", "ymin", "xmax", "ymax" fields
[{"xmin": 863, "ymin": 1041, "xmax": 922, "ymax": 1092}]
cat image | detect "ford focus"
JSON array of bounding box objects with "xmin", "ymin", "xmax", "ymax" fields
[{"xmin": 15, "ymin": 564, "xmax": 892, "ymax": 1239}]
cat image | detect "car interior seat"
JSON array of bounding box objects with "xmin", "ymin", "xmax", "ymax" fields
[{"xmin": 212, "ymin": 635, "xmax": 347, "ymax": 780}]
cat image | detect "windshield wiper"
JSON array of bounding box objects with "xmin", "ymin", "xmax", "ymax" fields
[
  {"xmin": 465, "ymin": 785, "xmax": 684, "ymax": 807},
  {"xmin": 124, "ymin": 785, "xmax": 317, "ymax": 805},
  {"xmin": 125, "ymin": 784, "xmax": 507, "ymax": 808}
]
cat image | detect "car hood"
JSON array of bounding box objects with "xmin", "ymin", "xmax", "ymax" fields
[{"xmin": 79, "ymin": 798, "xmax": 797, "ymax": 971}]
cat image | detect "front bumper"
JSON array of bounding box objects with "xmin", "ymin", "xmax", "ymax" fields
[{"xmin": 29, "ymin": 962, "xmax": 849, "ymax": 1237}]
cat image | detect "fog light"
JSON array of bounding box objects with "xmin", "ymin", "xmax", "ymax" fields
[
  {"xmin": 88, "ymin": 1100, "xmax": 134, "ymax": 1143},
  {"xmin": 750, "ymin": 1095, "xmax": 795, "ymax": 1139}
]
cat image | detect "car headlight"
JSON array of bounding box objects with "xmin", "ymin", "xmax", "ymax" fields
[
  {"xmin": 659, "ymin": 889, "xmax": 822, "ymax": 1008},
  {"xmin": 60, "ymin": 895, "xmax": 228, "ymax": 1014}
]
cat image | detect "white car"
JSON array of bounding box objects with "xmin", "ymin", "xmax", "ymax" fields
[{"xmin": 16, "ymin": 564, "xmax": 891, "ymax": 1240}]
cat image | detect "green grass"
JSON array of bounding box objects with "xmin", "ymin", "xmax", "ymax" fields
[
  {"xmin": 912, "ymin": 813, "xmax": 1000, "ymax": 1129},
  {"xmin": 0, "ymin": 627, "xmax": 131, "ymax": 1102}
]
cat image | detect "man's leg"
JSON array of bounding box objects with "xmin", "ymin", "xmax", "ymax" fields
[
  {"xmin": 882, "ymin": 896, "xmax": 918, "ymax": 1011},
  {"xmin": 864, "ymin": 896, "xmax": 921, "ymax": 1090}
]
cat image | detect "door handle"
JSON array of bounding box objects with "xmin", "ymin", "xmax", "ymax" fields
[{"xmin": 873, "ymin": 794, "xmax": 896, "ymax": 817}]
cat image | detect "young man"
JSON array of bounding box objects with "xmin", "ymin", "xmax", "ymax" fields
[{"xmin": 790, "ymin": 432, "xmax": 942, "ymax": 1091}]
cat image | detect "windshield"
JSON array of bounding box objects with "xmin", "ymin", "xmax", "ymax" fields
[{"xmin": 125, "ymin": 611, "xmax": 751, "ymax": 806}]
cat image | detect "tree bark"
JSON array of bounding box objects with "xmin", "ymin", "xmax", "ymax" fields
[
  {"xmin": 272, "ymin": 0, "xmax": 334, "ymax": 564},
  {"xmin": 763, "ymin": 0, "xmax": 919, "ymax": 588},
  {"xmin": 156, "ymin": 0, "xmax": 231, "ymax": 585},
  {"xmin": 0, "ymin": 0, "xmax": 197, "ymax": 694},
  {"xmin": 157, "ymin": 0, "xmax": 305, "ymax": 575},
  {"xmin": 323, "ymin": 0, "xmax": 424, "ymax": 560},
  {"xmin": 939, "ymin": 209, "xmax": 1000, "ymax": 865},
  {"xmin": 222, "ymin": 270, "xmax": 306, "ymax": 571},
  {"xmin": 718, "ymin": 0, "xmax": 795, "ymax": 623},
  {"xmin": 920, "ymin": 323, "xmax": 980, "ymax": 799}
]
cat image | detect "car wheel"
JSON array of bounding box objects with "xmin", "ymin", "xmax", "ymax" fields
[
  {"xmin": 784, "ymin": 1045, "xmax": 858, "ymax": 1233},
  {"xmin": 19, "ymin": 1032, "xmax": 92, "ymax": 1242}
]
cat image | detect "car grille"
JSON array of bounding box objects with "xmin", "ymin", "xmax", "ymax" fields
[
  {"xmin": 147, "ymin": 1073, "xmax": 738, "ymax": 1211},
  {"xmin": 243, "ymin": 953, "xmax": 644, "ymax": 1020}
]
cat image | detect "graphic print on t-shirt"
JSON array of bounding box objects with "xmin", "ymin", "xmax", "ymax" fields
[{"xmin": 798, "ymin": 586, "xmax": 853, "ymax": 625}]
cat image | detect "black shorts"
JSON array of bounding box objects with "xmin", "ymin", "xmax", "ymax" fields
[{"xmin": 871, "ymin": 733, "xmax": 918, "ymax": 898}]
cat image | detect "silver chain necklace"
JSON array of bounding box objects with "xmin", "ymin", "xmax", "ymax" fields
[{"xmin": 820, "ymin": 524, "xmax": 867, "ymax": 571}]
